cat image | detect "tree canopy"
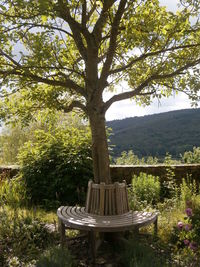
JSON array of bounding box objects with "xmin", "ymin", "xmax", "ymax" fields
[{"xmin": 0, "ymin": 0, "xmax": 200, "ymax": 183}]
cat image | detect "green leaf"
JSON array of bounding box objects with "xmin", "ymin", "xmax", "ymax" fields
[
  {"xmin": 41, "ymin": 15, "xmax": 47, "ymax": 23},
  {"xmin": 0, "ymin": 4, "xmax": 7, "ymax": 11}
]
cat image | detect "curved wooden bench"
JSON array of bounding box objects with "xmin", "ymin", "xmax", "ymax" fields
[
  {"xmin": 57, "ymin": 206, "xmax": 158, "ymax": 259},
  {"xmin": 57, "ymin": 206, "xmax": 158, "ymax": 232}
]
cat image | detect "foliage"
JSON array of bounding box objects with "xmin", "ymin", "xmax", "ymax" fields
[
  {"xmin": 161, "ymin": 153, "xmax": 178, "ymax": 200},
  {"xmin": 0, "ymin": 0, "xmax": 200, "ymax": 184},
  {"xmin": 0, "ymin": 206, "xmax": 57, "ymax": 266},
  {"xmin": 36, "ymin": 246, "xmax": 75, "ymax": 267},
  {"xmin": 129, "ymin": 172, "xmax": 160, "ymax": 210},
  {"xmin": 0, "ymin": 110, "xmax": 86, "ymax": 165},
  {"xmin": 18, "ymin": 124, "xmax": 92, "ymax": 207},
  {"xmin": 179, "ymin": 177, "xmax": 198, "ymax": 205},
  {"xmin": 0, "ymin": 125, "xmax": 27, "ymax": 164},
  {"xmin": 107, "ymin": 109, "xmax": 200, "ymax": 159},
  {"xmin": 182, "ymin": 146, "xmax": 200, "ymax": 164},
  {"xmin": 0, "ymin": 174, "xmax": 27, "ymax": 207},
  {"xmin": 120, "ymin": 238, "xmax": 169, "ymax": 267},
  {"xmin": 171, "ymin": 200, "xmax": 200, "ymax": 266},
  {"xmin": 115, "ymin": 150, "xmax": 158, "ymax": 165},
  {"xmin": 0, "ymin": 0, "xmax": 199, "ymax": 121},
  {"xmin": 0, "ymin": 175, "xmax": 200, "ymax": 266}
]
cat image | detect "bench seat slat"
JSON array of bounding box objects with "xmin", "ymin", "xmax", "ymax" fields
[{"xmin": 57, "ymin": 206, "xmax": 158, "ymax": 232}]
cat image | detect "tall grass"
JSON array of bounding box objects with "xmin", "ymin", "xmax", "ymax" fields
[{"xmin": 0, "ymin": 174, "xmax": 27, "ymax": 207}]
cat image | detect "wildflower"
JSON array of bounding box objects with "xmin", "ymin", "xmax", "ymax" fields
[
  {"xmin": 185, "ymin": 224, "xmax": 192, "ymax": 231},
  {"xmin": 185, "ymin": 208, "xmax": 192, "ymax": 217},
  {"xmin": 184, "ymin": 239, "xmax": 190, "ymax": 246},
  {"xmin": 189, "ymin": 242, "xmax": 198, "ymax": 251},
  {"xmin": 177, "ymin": 221, "xmax": 184, "ymax": 229}
]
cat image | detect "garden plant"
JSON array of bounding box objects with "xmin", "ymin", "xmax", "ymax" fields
[{"xmin": 0, "ymin": 0, "xmax": 200, "ymax": 265}]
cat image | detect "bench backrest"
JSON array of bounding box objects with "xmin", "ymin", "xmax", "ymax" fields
[{"xmin": 85, "ymin": 180, "xmax": 130, "ymax": 215}]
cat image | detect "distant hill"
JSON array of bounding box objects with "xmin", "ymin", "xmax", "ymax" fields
[{"xmin": 107, "ymin": 108, "xmax": 200, "ymax": 159}]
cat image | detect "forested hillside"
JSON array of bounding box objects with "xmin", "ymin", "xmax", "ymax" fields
[{"xmin": 107, "ymin": 109, "xmax": 200, "ymax": 159}]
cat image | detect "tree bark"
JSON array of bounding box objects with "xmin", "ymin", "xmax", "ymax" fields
[{"xmin": 88, "ymin": 109, "xmax": 111, "ymax": 184}]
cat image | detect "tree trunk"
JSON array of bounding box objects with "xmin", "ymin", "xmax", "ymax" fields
[
  {"xmin": 88, "ymin": 110, "xmax": 111, "ymax": 184},
  {"xmin": 86, "ymin": 105, "xmax": 130, "ymax": 218}
]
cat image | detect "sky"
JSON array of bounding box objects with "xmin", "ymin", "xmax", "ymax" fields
[{"xmin": 105, "ymin": 0, "xmax": 199, "ymax": 121}]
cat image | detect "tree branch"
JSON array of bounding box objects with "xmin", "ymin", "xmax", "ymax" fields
[
  {"xmin": 99, "ymin": 0, "xmax": 127, "ymax": 87},
  {"xmin": 63, "ymin": 100, "xmax": 87, "ymax": 114},
  {"xmin": 104, "ymin": 57, "xmax": 200, "ymax": 111},
  {"xmin": 93, "ymin": 0, "xmax": 116, "ymax": 43},
  {"xmin": 57, "ymin": 0, "xmax": 89, "ymax": 60},
  {"xmin": 109, "ymin": 43, "xmax": 200, "ymax": 75},
  {"xmin": 103, "ymin": 76, "xmax": 152, "ymax": 112},
  {"xmin": 0, "ymin": 11, "xmax": 40, "ymax": 20},
  {"xmin": 82, "ymin": 0, "xmax": 87, "ymax": 27},
  {"xmin": 0, "ymin": 49, "xmax": 21, "ymax": 67},
  {"xmin": 1, "ymin": 23, "xmax": 73, "ymax": 37},
  {"xmin": 0, "ymin": 48, "xmax": 86, "ymax": 97},
  {"xmin": 0, "ymin": 69, "xmax": 86, "ymax": 97},
  {"xmin": 154, "ymin": 58, "xmax": 200, "ymax": 80},
  {"xmin": 87, "ymin": 0, "xmax": 97, "ymax": 22}
]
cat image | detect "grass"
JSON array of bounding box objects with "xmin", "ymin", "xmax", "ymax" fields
[
  {"xmin": 0, "ymin": 205, "xmax": 57, "ymax": 223},
  {"xmin": 158, "ymin": 208, "xmax": 185, "ymax": 243},
  {"xmin": 1, "ymin": 174, "xmax": 200, "ymax": 266}
]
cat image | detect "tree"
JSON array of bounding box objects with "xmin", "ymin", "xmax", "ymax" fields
[
  {"xmin": 0, "ymin": 109, "xmax": 87, "ymax": 164},
  {"xmin": 182, "ymin": 146, "xmax": 200, "ymax": 163},
  {"xmin": 0, "ymin": 0, "xmax": 200, "ymax": 185}
]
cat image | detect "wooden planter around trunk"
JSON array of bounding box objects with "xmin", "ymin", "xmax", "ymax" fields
[{"xmin": 85, "ymin": 180, "xmax": 130, "ymax": 215}]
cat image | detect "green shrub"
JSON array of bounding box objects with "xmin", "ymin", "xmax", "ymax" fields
[
  {"xmin": 180, "ymin": 177, "xmax": 198, "ymax": 205},
  {"xmin": 120, "ymin": 239, "xmax": 169, "ymax": 267},
  {"xmin": 130, "ymin": 172, "xmax": 160, "ymax": 208},
  {"xmin": 18, "ymin": 126, "xmax": 92, "ymax": 207},
  {"xmin": 36, "ymin": 246, "xmax": 75, "ymax": 267},
  {"xmin": 171, "ymin": 200, "xmax": 200, "ymax": 266},
  {"xmin": 182, "ymin": 146, "xmax": 200, "ymax": 164},
  {"xmin": 0, "ymin": 175, "xmax": 27, "ymax": 207},
  {"xmin": 0, "ymin": 207, "xmax": 57, "ymax": 264},
  {"xmin": 115, "ymin": 150, "xmax": 158, "ymax": 165},
  {"xmin": 161, "ymin": 153, "xmax": 177, "ymax": 200}
]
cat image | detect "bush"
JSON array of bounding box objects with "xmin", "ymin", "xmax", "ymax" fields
[
  {"xmin": 120, "ymin": 238, "xmax": 168, "ymax": 267},
  {"xmin": 0, "ymin": 207, "xmax": 57, "ymax": 265},
  {"xmin": 36, "ymin": 246, "xmax": 75, "ymax": 267},
  {"xmin": 180, "ymin": 177, "xmax": 198, "ymax": 205},
  {"xmin": 130, "ymin": 172, "xmax": 160, "ymax": 209},
  {"xmin": 0, "ymin": 175, "xmax": 27, "ymax": 207},
  {"xmin": 171, "ymin": 200, "xmax": 200, "ymax": 266},
  {"xmin": 18, "ymin": 126, "xmax": 92, "ymax": 208},
  {"xmin": 115, "ymin": 150, "xmax": 158, "ymax": 165},
  {"xmin": 182, "ymin": 147, "xmax": 200, "ymax": 164}
]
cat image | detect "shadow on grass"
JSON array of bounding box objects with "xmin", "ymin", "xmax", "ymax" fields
[{"xmin": 117, "ymin": 233, "xmax": 175, "ymax": 267}]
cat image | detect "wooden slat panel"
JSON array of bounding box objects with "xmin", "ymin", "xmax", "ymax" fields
[
  {"xmin": 90, "ymin": 187, "xmax": 94, "ymax": 214},
  {"xmin": 57, "ymin": 206, "xmax": 158, "ymax": 232},
  {"xmin": 109, "ymin": 188, "xmax": 112, "ymax": 215},
  {"xmin": 105, "ymin": 189, "xmax": 108, "ymax": 215},
  {"xmin": 86, "ymin": 181, "xmax": 130, "ymax": 215},
  {"xmin": 124, "ymin": 180, "xmax": 129, "ymax": 212},
  {"xmin": 115, "ymin": 182, "xmax": 119, "ymax": 214},
  {"xmin": 111, "ymin": 189, "xmax": 115, "ymax": 215},
  {"xmin": 85, "ymin": 180, "xmax": 93, "ymax": 213},
  {"xmin": 100, "ymin": 183, "xmax": 105, "ymax": 215},
  {"xmin": 96, "ymin": 188, "xmax": 100, "ymax": 214}
]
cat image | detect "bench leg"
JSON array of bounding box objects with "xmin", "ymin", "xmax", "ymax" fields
[
  {"xmin": 133, "ymin": 227, "xmax": 139, "ymax": 236},
  {"xmin": 88, "ymin": 231, "xmax": 96, "ymax": 263},
  {"xmin": 153, "ymin": 217, "xmax": 158, "ymax": 238},
  {"xmin": 58, "ymin": 219, "xmax": 66, "ymax": 247}
]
